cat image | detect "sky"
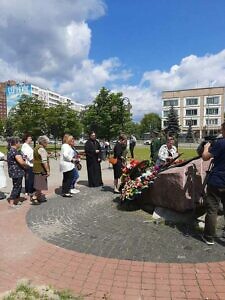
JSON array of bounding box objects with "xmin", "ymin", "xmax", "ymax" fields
[{"xmin": 1, "ymin": 0, "xmax": 225, "ymax": 121}]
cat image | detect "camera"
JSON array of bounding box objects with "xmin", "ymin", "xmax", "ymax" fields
[{"xmin": 196, "ymin": 136, "xmax": 221, "ymax": 156}]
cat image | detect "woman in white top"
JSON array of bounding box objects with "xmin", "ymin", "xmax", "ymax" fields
[
  {"xmin": 0, "ymin": 151, "xmax": 6, "ymax": 199},
  {"xmin": 21, "ymin": 134, "xmax": 34, "ymax": 196},
  {"xmin": 60, "ymin": 135, "xmax": 77, "ymax": 197},
  {"xmin": 156, "ymin": 136, "xmax": 178, "ymax": 167}
]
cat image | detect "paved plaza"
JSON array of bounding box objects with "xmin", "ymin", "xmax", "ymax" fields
[{"xmin": 1, "ymin": 159, "xmax": 225, "ymax": 299}]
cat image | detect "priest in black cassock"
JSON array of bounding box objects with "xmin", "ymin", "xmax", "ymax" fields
[{"xmin": 84, "ymin": 131, "xmax": 103, "ymax": 187}]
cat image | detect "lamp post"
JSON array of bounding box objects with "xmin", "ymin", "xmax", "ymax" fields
[
  {"xmin": 121, "ymin": 97, "xmax": 131, "ymax": 131},
  {"xmin": 112, "ymin": 96, "xmax": 132, "ymax": 132}
]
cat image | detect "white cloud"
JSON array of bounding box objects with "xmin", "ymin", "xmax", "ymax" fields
[
  {"xmin": 1, "ymin": 1, "xmax": 225, "ymax": 122},
  {"xmin": 119, "ymin": 50, "xmax": 225, "ymax": 121}
]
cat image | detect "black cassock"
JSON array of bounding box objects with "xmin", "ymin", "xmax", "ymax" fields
[{"xmin": 85, "ymin": 139, "xmax": 103, "ymax": 187}]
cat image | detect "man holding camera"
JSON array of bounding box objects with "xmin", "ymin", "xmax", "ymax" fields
[{"xmin": 201, "ymin": 122, "xmax": 225, "ymax": 245}]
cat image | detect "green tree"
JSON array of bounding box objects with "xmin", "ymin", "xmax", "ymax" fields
[
  {"xmin": 46, "ymin": 103, "xmax": 82, "ymax": 140},
  {"xmin": 165, "ymin": 106, "xmax": 180, "ymax": 136},
  {"xmin": 0, "ymin": 118, "xmax": 4, "ymax": 137},
  {"xmin": 139, "ymin": 113, "xmax": 161, "ymax": 137},
  {"xmin": 81, "ymin": 87, "xmax": 132, "ymax": 140},
  {"xmin": 186, "ymin": 123, "xmax": 194, "ymax": 142},
  {"xmin": 7, "ymin": 95, "xmax": 47, "ymax": 142}
]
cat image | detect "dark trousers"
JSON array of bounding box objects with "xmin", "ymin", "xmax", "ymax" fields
[
  {"xmin": 10, "ymin": 177, "xmax": 23, "ymax": 199},
  {"xmin": 204, "ymin": 184, "xmax": 225, "ymax": 238},
  {"xmin": 62, "ymin": 169, "xmax": 74, "ymax": 194},
  {"xmin": 129, "ymin": 144, "xmax": 135, "ymax": 159},
  {"xmin": 24, "ymin": 167, "xmax": 35, "ymax": 194}
]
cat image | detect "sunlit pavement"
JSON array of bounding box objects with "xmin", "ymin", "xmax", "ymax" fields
[{"xmin": 1, "ymin": 159, "xmax": 225, "ymax": 299}]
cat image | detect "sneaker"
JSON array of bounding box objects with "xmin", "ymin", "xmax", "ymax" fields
[
  {"xmin": 70, "ymin": 189, "xmax": 80, "ymax": 194},
  {"xmin": 201, "ymin": 235, "xmax": 215, "ymax": 245},
  {"xmin": 62, "ymin": 193, "xmax": 73, "ymax": 197},
  {"xmin": 114, "ymin": 188, "xmax": 120, "ymax": 194}
]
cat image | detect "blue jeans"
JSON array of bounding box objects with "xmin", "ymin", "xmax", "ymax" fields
[{"xmin": 70, "ymin": 167, "xmax": 79, "ymax": 189}]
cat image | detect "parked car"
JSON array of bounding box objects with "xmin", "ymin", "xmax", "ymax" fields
[
  {"xmin": 79, "ymin": 138, "xmax": 87, "ymax": 145},
  {"xmin": 143, "ymin": 140, "xmax": 151, "ymax": 145}
]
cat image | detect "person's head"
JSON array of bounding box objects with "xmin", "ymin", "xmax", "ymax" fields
[
  {"xmin": 167, "ymin": 136, "xmax": 174, "ymax": 149},
  {"xmin": 63, "ymin": 133, "xmax": 70, "ymax": 144},
  {"xmin": 37, "ymin": 135, "xmax": 49, "ymax": 148},
  {"xmin": 22, "ymin": 133, "xmax": 32, "ymax": 144},
  {"xmin": 66, "ymin": 135, "xmax": 75, "ymax": 146},
  {"xmin": 221, "ymin": 122, "xmax": 225, "ymax": 138},
  {"xmin": 118, "ymin": 133, "xmax": 127, "ymax": 145},
  {"xmin": 7, "ymin": 137, "xmax": 21, "ymax": 150},
  {"xmin": 89, "ymin": 131, "xmax": 96, "ymax": 140}
]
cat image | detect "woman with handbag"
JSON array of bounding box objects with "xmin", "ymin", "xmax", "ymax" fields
[
  {"xmin": 7, "ymin": 137, "xmax": 28, "ymax": 206},
  {"xmin": 113, "ymin": 134, "xmax": 127, "ymax": 194},
  {"xmin": 60, "ymin": 135, "xmax": 77, "ymax": 197}
]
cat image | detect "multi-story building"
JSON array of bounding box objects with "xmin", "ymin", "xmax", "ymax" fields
[
  {"xmin": 162, "ymin": 87, "xmax": 225, "ymax": 139},
  {"xmin": 0, "ymin": 80, "xmax": 16, "ymax": 119},
  {"xmin": 0, "ymin": 81, "xmax": 84, "ymax": 118}
]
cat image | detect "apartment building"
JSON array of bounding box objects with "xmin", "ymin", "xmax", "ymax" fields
[
  {"xmin": 0, "ymin": 81, "xmax": 84, "ymax": 118},
  {"xmin": 162, "ymin": 87, "xmax": 225, "ymax": 139}
]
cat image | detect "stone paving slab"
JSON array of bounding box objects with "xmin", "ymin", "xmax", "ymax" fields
[
  {"xmin": 27, "ymin": 185, "xmax": 225, "ymax": 264},
  {"xmin": 1, "ymin": 159, "xmax": 225, "ymax": 299}
]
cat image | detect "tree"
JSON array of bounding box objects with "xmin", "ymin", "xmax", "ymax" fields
[
  {"xmin": 7, "ymin": 95, "xmax": 47, "ymax": 142},
  {"xmin": 0, "ymin": 118, "xmax": 4, "ymax": 137},
  {"xmin": 46, "ymin": 103, "xmax": 82, "ymax": 140},
  {"xmin": 81, "ymin": 87, "xmax": 132, "ymax": 140},
  {"xmin": 139, "ymin": 113, "xmax": 161, "ymax": 137},
  {"xmin": 165, "ymin": 106, "xmax": 180, "ymax": 136},
  {"xmin": 186, "ymin": 123, "xmax": 194, "ymax": 142}
]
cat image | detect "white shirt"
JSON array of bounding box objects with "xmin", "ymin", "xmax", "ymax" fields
[
  {"xmin": 59, "ymin": 143, "xmax": 75, "ymax": 173},
  {"xmin": 0, "ymin": 151, "xmax": 6, "ymax": 188},
  {"xmin": 21, "ymin": 142, "xmax": 34, "ymax": 167},
  {"xmin": 157, "ymin": 144, "xmax": 177, "ymax": 163}
]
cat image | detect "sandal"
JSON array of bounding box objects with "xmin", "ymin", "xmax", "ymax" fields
[{"xmin": 30, "ymin": 196, "xmax": 40, "ymax": 205}]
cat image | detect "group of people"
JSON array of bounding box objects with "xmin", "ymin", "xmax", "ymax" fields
[
  {"xmin": 1, "ymin": 125, "xmax": 225, "ymax": 248},
  {"xmin": 0, "ymin": 135, "xmax": 50, "ymax": 207}
]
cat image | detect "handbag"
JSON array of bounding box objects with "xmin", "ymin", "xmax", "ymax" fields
[
  {"xmin": 108, "ymin": 156, "xmax": 117, "ymax": 165},
  {"xmin": 75, "ymin": 161, "xmax": 82, "ymax": 170}
]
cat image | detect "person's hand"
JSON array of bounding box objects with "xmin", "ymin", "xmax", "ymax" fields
[
  {"xmin": 204, "ymin": 142, "xmax": 211, "ymax": 150},
  {"xmin": 166, "ymin": 157, "xmax": 173, "ymax": 162},
  {"xmin": 96, "ymin": 150, "xmax": 100, "ymax": 153}
]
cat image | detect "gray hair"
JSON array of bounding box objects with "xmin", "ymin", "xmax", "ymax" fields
[{"xmin": 37, "ymin": 135, "xmax": 49, "ymax": 145}]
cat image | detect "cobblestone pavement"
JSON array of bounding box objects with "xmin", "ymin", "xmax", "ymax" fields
[
  {"xmin": 27, "ymin": 185, "xmax": 225, "ymax": 263},
  {"xmin": 1, "ymin": 159, "xmax": 225, "ymax": 299}
]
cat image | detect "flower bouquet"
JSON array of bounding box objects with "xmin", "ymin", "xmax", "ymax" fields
[{"xmin": 120, "ymin": 159, "xmax": 160, "ymax": 202}]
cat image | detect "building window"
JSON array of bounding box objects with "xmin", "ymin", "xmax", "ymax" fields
[
  {"xmin": 185, "ymin": 119, "xmax": 197, "ymax": 126},
  {"xmin": 163, "ymin": 109, "xmax": 178, "ymax": 117},
  {"xmin": 163, "ymin": 99, "xmax": 178, "ymax": 107},
  {"xmin": 206, "ymin": 108, "xmax": 219, "ymax": 115},
  {"xmin": 186, "ymin": 109, "xmax": 197, "ymax": 116},
  {"xmin": 206, "ymin": 96, "xmax": 220, "ymax": 105},
  {"xmin": 163, "ymin": 120, "xmax": 168, "ymax": 127},
  {"xmin": 206, "ymin": 119, "xmax": 218, "ymax": 125},
  {"xmin": 186, "ymin": 98, "xmax": 198, "ymax": 106}
]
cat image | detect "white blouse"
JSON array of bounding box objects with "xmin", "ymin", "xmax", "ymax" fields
[
  {"xmin": 157, "ymin": 144, "xmax": 177, "ymax": 163},
  {"xmin": 59, "ymin": 143, "xmax": 75, "ymax": 173},
  {"xmin": 21, "ymin": 143, "xmax": 34, "ymax": 167}
]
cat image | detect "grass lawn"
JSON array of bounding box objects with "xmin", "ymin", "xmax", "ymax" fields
[
  {"xmin": 134, "ymin": 146, "xmax": 197, "ymax": 161},
  {"xmin": 0, "ymin": 144, "xmax": 198, "ymax": 161}
]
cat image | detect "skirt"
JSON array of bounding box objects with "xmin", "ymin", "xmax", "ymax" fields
[{"xmin": 34, "ymin": 174, "xmax": 48, "ymax": 191}]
